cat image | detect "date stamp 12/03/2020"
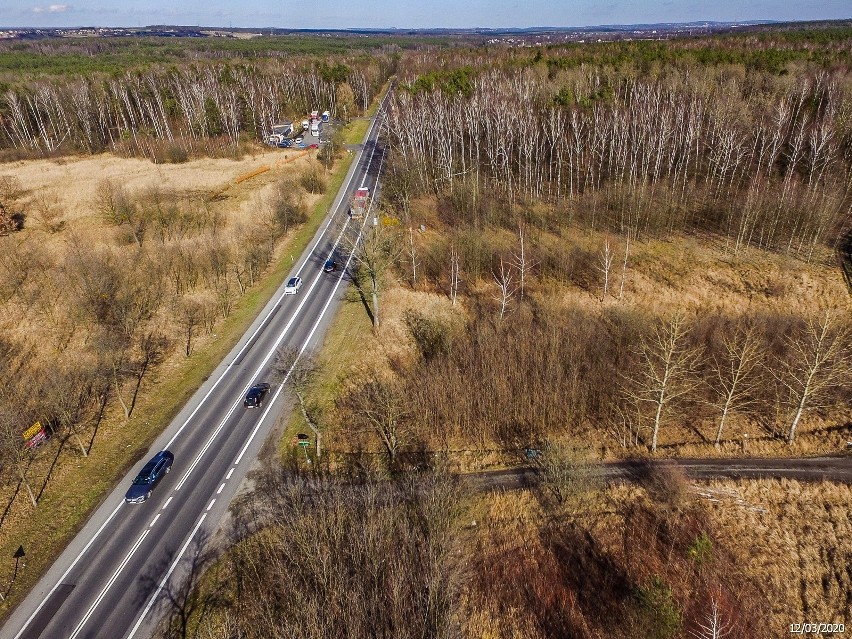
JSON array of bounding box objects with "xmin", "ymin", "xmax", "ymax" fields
[{"xmin": 790, "ymin": 623, "xmax": 845, "ymax": 635}]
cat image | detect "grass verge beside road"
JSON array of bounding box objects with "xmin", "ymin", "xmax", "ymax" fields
[
  {"xmin": 281, "ymin": 295, "xmax": 373, "ymax": 464},
  {"xmin": 0, "ymin": 129, "xmax": 363, "ymax": 623},
  {"xmin": 343, "ymin": 119, "xmax": 371, "ymax": 145}
]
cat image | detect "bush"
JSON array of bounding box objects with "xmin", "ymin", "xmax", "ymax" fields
[
  {"xmin": 299, "ymin": 165, "xmax": 327, "ymax": 194},
  {"xmin": 634, "ymin": 576, "xmax": 682, "ymax": 639},
  {"xmin": 404, "ymin": 310, "xmax": 452, "ymax": 363},
  {"xmin": 268, "ymin": 188, "xmax": 308, "ymax": 236},
  {"xmin": 687, "ymin": 531, "xmax": 713, "ymax": 566}
]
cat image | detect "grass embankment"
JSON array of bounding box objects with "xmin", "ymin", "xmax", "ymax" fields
[
  {"xmin": 343, "ymin": 118, "xmax": 372, "ymax": 145},
  {"xmin": 0, "ymin": 127, "xmax": 362, "ymax": 621},
  {"xmin": 281, "ymin": 295, "xmax": 373, "ymax": 463}
]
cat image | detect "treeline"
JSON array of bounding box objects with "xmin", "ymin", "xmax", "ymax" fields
[
  {"xmin": 335, "ymin": 299, "xmax": 850, "ymax": 457},
  {"xmin": 385, "ymin": 54, "xmax": 852, "ymax": 257},
  {"xmin": 0, "ymin": 35, "xmax": 418, "ymax": 80},
  {"xmin": 0, "ymin": 56, "xmax": 391, "ymax": 158}
]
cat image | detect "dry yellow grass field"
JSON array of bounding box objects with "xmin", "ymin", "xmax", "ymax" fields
[
  {"xmin": 702, "ymin": 478, "xmax": 852, "ymax": 626},
  {"xmin": 0, "ymin": 144, "xmax": 330, "ymax": 617}
]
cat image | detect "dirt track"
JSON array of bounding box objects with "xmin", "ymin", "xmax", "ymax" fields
[{"xmin": 466, "ymin": 454, "xmax": 852, "ymax": 491}]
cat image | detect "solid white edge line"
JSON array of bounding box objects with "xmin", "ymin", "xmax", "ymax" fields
[
  {"xmin": 171, "ymin": 214, "xmax": 353, "ymax": 493},
  {"xmin": 11, "ymin": 501, "xmax": 124, "ymax": 639},
  {"xmin": 111, "ymin": 95, "xmax": 390, "ymax": 639},
  {"xmin": 160, "ymin": 103, "xmax": 381, "ymax": 451},
  {"xmin": 70, "ymin": 530, "xmax": 149, "ymax": 639},
  {"xmin": 126, "ymin": 95, "xmax": 387, "ymax": 639},
  {"xmin": 232, "ymin": 170, "xmax": 379, "ymax": 467},
  {"xmin": 124, "ymin": 513, "xmax": 208, "ymax": 639}
]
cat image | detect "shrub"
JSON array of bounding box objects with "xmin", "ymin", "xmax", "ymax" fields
[
  {"xmin": 634, "ymin": 576, "xmax": 681, "ymax": 639},
  {"xmin": 299, "ymin": 165, "xmax": 327, "ymax": 194},
  {"xmin": 687, "ymin": 531, "xmax": 713, "ymax": 566},
  {"xmin": 404, "ymin": 310, "xmax": 452, "ymax": 363}
]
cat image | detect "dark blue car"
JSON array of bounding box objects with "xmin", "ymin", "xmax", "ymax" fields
[{"xmin": 125, "ymin": 450, "xmax": 174, "ymax": 503}]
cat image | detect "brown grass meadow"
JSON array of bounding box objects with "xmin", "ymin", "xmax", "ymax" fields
[{"xmin": 0, "ymin": 142, "xmax": 348, "ymax": 618}]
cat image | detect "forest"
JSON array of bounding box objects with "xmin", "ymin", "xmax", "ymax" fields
[
  {"xmin": 0, "ymin": 47, "xmax": 393, "ymax": 159},
  {"xmin": 0, "ymin": 25, "xmax": 850, "ymax": 639}
]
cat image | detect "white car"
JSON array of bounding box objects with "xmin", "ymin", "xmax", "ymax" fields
[
  {"xmin": 295, "ymin": 137, "xmax": 303, "ymax": 145},
  {"xmin": 284, "ymin": 276, "xmax": 302, "ymax": 295}
]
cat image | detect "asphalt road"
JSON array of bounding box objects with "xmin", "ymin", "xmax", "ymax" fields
[
  {"xmin": 467, "ymin": 454, "xmax": 852, "ymax": 492},
  {"xmin": 1, "ymin": 100, "xmax": 388, "ymax": 639}
]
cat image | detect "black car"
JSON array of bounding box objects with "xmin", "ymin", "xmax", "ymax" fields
[
  {"xmin": 323, "ymin": 258, "xmax": 335, "ymax": 272},
  {"xmin": 244, "ymin": 382, "xmax": 271, "ymax": 408},
  {"xmin": 125, "ymin": 450, "xmax": 174, "ymax": 503}
]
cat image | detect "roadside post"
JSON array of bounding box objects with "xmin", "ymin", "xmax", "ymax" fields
[
  {"xmin": 12, "ymin": 545, "xmax": 25, "ymax": 583},
  {"xmin": 296, "ymin": 434, "xmax": 311, "ymax": 464}
]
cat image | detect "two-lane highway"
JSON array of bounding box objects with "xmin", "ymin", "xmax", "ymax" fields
[{"xmin": 2, "ymin": 99, "xmax": 388, "ymax": 639}]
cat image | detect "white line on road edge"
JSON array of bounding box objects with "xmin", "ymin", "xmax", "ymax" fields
[
  {"xmin": 10, "ymin": 95, "xmax": 390, "ymax": 639},
  {"xmin": 161, "ymin": 128, "xmax": 367, "ymax": 451},
  {"xmin": 233, "ymin": 167, "xmax": 379, "ymax": 467},
  {"xmin": 125, "ymin": 513, "xmax": 208, "ymax": 639},
  {"xmin": 70, "ymin": 530, "xmax": 149, "ymax": 639},
  {"xmin": 11, "ymin": 501, "xmax": 124, "ymax": 639},
  {"xmin": 123, "ymin": 100, "xmax": 389, "ymax": 639},
  {"xmin": 172, "ymin": 214, "xmax": 353, "ymax": 493}
]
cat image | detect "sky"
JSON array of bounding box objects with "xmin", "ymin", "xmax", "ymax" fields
[{"xmin": 1, "ymin": 0, "xmax": 849, "ymax": 30}]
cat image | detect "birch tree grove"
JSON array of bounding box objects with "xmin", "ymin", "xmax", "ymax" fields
[
  {"xmin": 0, "ymin": 58, "xmax": 388, "ymax": 157},
  {"xmin": 384, "ymin": 62, "xmax": 852, "ymax": 257}
]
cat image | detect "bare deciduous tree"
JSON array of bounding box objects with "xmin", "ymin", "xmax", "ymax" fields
[
  {"xmin": 492, "ymin": 257, "xmax": 516, "ymax": 320},
  {"xmin": 177, "ymin": 298, "xmax": 203, "ymax": 358},
  {"xmin": 708, "ymin": 323, "xmax": 764, "ymax": 447},
  {"xmin": 348, "ymin": 218, "xmax": 402, "ymax": 329},
  {"xmin": 534, "ymin": 440, "xmax": 598, "ymax": 516},
  {"xmin": 511, "ymin": 223, "xmax": 535, "ymax": 301},
  {"xmin": 0, "ymin": 406, "xmax": 38, "ymax": 507},
  {"xmin": 690, "ymin": 589, "xmax": 734, "ymax": 639},
  {"xmin": 599, "ymin": 236, "xmax": 614, "ymax": 299},
  {"xmin": 407, "ymin": 225, "xmax": 418, "ymax": 288},
  {"xmin": 340, "ymin": 373, "xmax": 410, "ymax": 468},
  {"xmin": 624, "ymin": 315, "xmax": 703, "ymax": 453},
  {"xmin": 95, "ymin": 179, "xmax": 147, "ymax": 247},
  {"xmin": 618, "ymin": 234, "xmax": 630, "ymax": 300},
  {"xmin": 774, "ymin": 311, "xmax": 851, "ymax": 444},
  {"xmin": 449, "ymin": 243, "xmax": 461, "ymax": 306},
  {"xmin": 275, "ymin": 347, "xmax": 322, "ymax": 459}
]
